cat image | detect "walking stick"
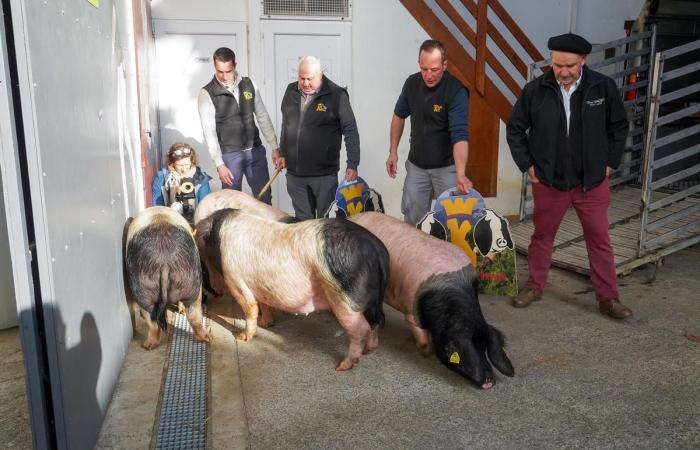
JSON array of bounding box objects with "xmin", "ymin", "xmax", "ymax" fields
[{"xmin": 256, "ymin": 167, "xmax": 282, "ymax": 200}]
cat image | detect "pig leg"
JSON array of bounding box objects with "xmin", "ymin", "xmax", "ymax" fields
[
  {"xmin": 258, "ymin": 303, "xmax": 275, "ymax": 328},
  {"xmin": 225, "ymin": 277, "xmax": 259, "ymax": 341},
  {"xmin": 325, "ymin": 290, "xmax": 370, "ymax": 371},
  {"xmin": 186, "ymin": 292, "xmax": 213, "ymax": 343},
  {"xmin": 140, "ymin": 306, "xmax": 162, "ymax": 350},
  {"xmin": 406, "ymin": 316, "xmax": 431, "ymax": 356},
  {"xmin": 364, "ymin": 328, "xmax": 379, "ymax": 354}
]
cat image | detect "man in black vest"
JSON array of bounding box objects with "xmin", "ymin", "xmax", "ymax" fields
[
  {"xmin": 387, "ymin": 39, "xmax": 472, "ymax": 225},
  {"xmin": 198, "ymin": 47, "xmax": 282, "ymax": 204},
  {"xmin": 278, "ymin": 56, "xmax": 360, "ymax": 220},
  {"xmin": 507, "ymin": 33, "xmax": 632, "ymax": 319}
]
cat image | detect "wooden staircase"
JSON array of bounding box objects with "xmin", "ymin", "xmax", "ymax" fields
[{"xmin": 400, "ymin": 0, "xmax": 543, "ymax": 197}]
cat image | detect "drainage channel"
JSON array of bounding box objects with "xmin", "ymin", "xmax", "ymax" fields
[{"xmin": 153, "ymin": 312, "xmax": 209, "ymax": 450}]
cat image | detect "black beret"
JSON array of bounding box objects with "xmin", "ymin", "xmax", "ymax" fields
[{"xmin": 547, "ymin": 33, "xmax": 592, "ymax": 55}]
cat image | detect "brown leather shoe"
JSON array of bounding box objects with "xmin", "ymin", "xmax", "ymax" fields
[
  {"xmin": 598, "ymin": 299, "xmax": 633, "ymax": 319},
  {"xmin": 512, "ymin": 288, "xmax": 542, "ymax": 308}
]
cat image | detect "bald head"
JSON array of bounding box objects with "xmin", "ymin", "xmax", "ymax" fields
[{"xmin": 298, "ymin": 56, "xmax": 323, "ymax": 94}]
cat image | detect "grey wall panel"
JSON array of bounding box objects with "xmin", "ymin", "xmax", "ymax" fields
[
  {"xmin": 0, "ymin": 169, "xmax": 18, "ymax": 330},
  {"xmin": 9, "ymin": 0, "xmax": 137, "ymax": 448}
]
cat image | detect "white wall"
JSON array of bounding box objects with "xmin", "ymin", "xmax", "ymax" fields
[
  {"xmin": 351, "ymin": 1, "xmax": 428, "ymax": 218},
  {"xmin": 152, "ymin": 0, "xmax": 248, "ymax": 21}
]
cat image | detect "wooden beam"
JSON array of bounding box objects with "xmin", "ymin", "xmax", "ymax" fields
[
  {"xmin": 467, "ymin": 93, "xmax": 500, "ymax": 197},
  {"xmin": 399, "ymin": 0, "xmax": 513, "ymax": 121},
  {"xmin": 487, "ymin": 0, "xmax": 543, "ymax": 62},
  {"xmin": 474, "ymin": 0, "xmax": 488, "ymax": 95},
  {"xmin": 435, "ymin": 0, "xmax": 476, "ymax": 46}
]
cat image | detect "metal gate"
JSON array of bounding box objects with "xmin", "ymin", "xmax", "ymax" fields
[{"xmin": 511, "ymin": 29, "xmax": 700, "ymax": 276}]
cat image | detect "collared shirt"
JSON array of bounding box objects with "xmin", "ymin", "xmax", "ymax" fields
[
  {"xmin": 558, "ymin": 71, "xmax": 583, "ymax": 134},
  {"xmin": 299, "ymin": 87, "xmax": 318, "ymax": 112}
]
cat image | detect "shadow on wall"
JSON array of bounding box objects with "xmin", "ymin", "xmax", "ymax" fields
[{"xmin": 19, "ymin": 306, "xmax": 104, "ymax": 449}]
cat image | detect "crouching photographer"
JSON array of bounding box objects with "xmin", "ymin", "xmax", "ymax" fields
[{"xmin": 152, "ymin": 142, "xmax": 213, "ymax": 224}]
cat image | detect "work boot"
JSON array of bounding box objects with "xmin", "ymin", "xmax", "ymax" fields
[
  {"xmin": 512, "ymin": 287, "xmax": 542, "ymax": 308},
  {"xmin": 598, "ymin": 299, "xmax": 633, "ymax": 320}
]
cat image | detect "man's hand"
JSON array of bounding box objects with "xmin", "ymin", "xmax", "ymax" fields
[
  {"xmin": 386, "ymin": 153, "xmax": 398, "ymax": 178},
  {"xmin": 606, "ymin": 166, "xmax": 613, "ymax": 178},
  {"xmin": 217, "ymin": 164, "xmax": 234, "ymax": 187},
  {"xmin": 271, "ymin": 148, "xmax": 286, "ymax": 170},
  {"xmin": 455, "ymin": 174, "xmax": 473, "ymax": 194},
  {"xmin": 527, "ymin": 165, "xmax": 540, "ymax": 183},
  {"xmin": 345, "ymin": 168, "xmax": 358, "ymax": 181}
]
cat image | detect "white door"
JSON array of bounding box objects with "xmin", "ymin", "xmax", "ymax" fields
[
  {"xmin": 153, "ymin": 20, "xmax": 250, "ymax": 194},
  {"xmin": 261, "ymin": 20, "xmax": 352, "ymax": 214}
]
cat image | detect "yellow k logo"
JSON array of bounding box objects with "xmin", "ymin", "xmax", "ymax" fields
[
  {"xmin": 243, "ymin": 91, "xmax": 253, "ymax": 100},
  {"xmin": 440, "ymin": 197, "xmax": 480, "ymax": 265},
  {"xmin": 433, "ymin": 104, "xmax": 443, "ymax": 112},
  {"xmin": 315, "ymin": 103, "xmax": 327, "ymax": 112},
  {"xmin": 340, "ymin": 183, "xmax": 365, "ymax": 216}
]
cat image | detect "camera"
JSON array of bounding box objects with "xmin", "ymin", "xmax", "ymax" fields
[{"xmin": 175, "ymin": 177, "xmax": 196, "ymax": 223}]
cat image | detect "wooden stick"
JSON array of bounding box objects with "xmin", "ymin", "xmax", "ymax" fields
[{"xmin": 256, "ymin": 167, "xmax": 282, "ymax": 200}]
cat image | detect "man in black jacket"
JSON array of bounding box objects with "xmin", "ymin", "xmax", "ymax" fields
[
  {"xmin": 507, "ymin": 33, "xmax": 633, "ymax": 319},
  {"xmin": 278, "ymin": 56, "xmax": 360, "ymax": 220}
]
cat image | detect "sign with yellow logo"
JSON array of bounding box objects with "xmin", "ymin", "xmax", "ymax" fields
[
  {"xmin": 315, "ymin": 103, "xmax": 327, "ymax": 112},
  {"xmin": 242, "ymin": 91, "xmax": 253, "ymax": 101},
  {"xmin": 417, "ymin": 188, "xmax": 518, "ymax": 297},
  {"xmin": 433, "ymin": 104, "xmax": 443, "ymax": 112}
]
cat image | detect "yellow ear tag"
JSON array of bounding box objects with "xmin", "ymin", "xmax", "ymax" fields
[{"xmin": 449, "ymin": 352, "xmax": 460, "ymax": 364}]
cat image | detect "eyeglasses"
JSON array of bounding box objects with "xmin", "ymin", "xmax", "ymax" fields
[{"xmin": 171, "ymin": 147, "xmax": 193, "ymax": 157}]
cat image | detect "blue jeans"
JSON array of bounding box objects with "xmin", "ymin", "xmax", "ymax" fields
[{"xmin": 221, "ymin": 145, "xmax": 272, "ymax": 204}]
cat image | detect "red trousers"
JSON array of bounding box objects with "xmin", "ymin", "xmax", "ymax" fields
[{"xmin": 527, "ymin": 178, "xmax": 619, "ymax": 301}]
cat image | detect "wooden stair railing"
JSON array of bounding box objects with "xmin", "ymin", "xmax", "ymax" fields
[{"xmin": 399, "ymin": 0, "xmax": 543, "ymax": 196}]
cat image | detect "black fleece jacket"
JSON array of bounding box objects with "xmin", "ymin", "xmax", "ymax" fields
[{"xmin": 507, "ymin": 66, "xmax": 628, "ymax": 191}]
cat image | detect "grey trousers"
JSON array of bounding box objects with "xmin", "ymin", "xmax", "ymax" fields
[
  {"xmin": 401, "ymin": 160, "xmax": 456, "ymax": 225},
  {"xmin": 286, "ymin": 173, "xmax": 338, "ymax": 220}
]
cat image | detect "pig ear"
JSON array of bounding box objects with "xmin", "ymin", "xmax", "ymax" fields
[{"xmin": 485, "ymin": 325, "xmax": 514, "ymax": 377}]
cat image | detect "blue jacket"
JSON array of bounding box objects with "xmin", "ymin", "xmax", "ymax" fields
[{"xmin": 151, "ymin": 167, "xmax": 212, "ymax": 206}]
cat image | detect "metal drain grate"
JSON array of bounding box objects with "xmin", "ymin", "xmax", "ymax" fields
[{"xmin": 154, "ymin": 312, "xmax": 209, "ymax": 450}]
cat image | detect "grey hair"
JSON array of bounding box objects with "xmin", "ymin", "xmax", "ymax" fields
[{"xmin": 298, "ymin": 55, "xmax": 322, "ymax": 75}]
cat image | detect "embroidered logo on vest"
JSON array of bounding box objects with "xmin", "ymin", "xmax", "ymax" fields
[
  {"xmin": 433, "ymin": 104, "xmax": 443, "ymax": 112},
  {"xmin": 242, "ymin": 91, "xmax": 253, "ymax": 101},
  {"xmin": 315, "ymin": 103, "xmax": 327, "ymax": 112}
]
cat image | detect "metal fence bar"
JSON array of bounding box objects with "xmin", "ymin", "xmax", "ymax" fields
[
  {"xmin": 652, "ymin": 143, "xmax": 700, "ymax": 169},
  {"xmin": 656, "ymin": 104, "xmax": 700, "ymax": 127},
  {"xmin": 621, "ymin": 79, "xmax": 649, "ymax": 92},
  {"xmin": 658, "ymin": 81, "xmax": 700, "ymax": 105},
  {"xmin": 610, "ymin": 63, "xmax": 650, "ymax": 81},
  {"xmin": 591, "ymin": 32, "xmax": 652, "ymax": 51},
  {"xmin": 589, "ymin": 48, "xmax": 649, "ymax": 70},
  {"xmin": 650, "ymin": 162, "xmax": 700, "ymax": 190},
  {"xmin": 647, "ymin": 202, "xmax": 700, "ymax": 232},
  {"xmin": 660, "ymin": 39, "xmax": 700, "ymax": 59},
  {"xmin": 662, "ymin": 61, "xmax": 700, "ymax": 82},
  {"xmin": 649, "ymin": 183, "xmax": 700, "ymax": 212},
  {"xmin": 654, "ymin": 122, "xmax": 700, "ymax": 148},
  {"xmin": 643, "ymin": 220, "xmax": 700, "ymax": 249},
  {"xmin": 623, "ymin": 96, "xmax": 648, "ymax": 108},
  {"xmin": 639, "ymin": 51, "xmax": 664, "ymax": 256}
]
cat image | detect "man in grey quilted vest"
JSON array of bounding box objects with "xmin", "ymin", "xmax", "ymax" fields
[{"xmin": 198, "ymin": 47, "xmax": 283, "ymax": 204}]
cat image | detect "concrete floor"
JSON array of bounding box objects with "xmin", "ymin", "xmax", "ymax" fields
[
  {"xmin": 3, "ymin": 245, "xmax": 699, "ymax": 449},
  {"xmin": 0, "ymin": 327, "xmax": 31, "ymax": 450}
]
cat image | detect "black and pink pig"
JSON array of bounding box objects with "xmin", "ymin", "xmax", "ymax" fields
[{"xmin": 351, "ymin": 212, "xmax": 514, "ymax": 389}]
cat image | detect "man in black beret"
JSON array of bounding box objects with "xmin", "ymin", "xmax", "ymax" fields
[{"xmin": 506, "ymin": 33, "xmax": 633, "ymax": 319}]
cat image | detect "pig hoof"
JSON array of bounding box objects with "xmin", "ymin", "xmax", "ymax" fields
[
  {"xmin": 235, "ymin": 331, "xmax": 251, "ymax": 341},
  {"xmin": 481, "ymin": 379, "xmax": 495, "ymax": 390},
  {"xmin": 363, "ymin": 331, "xmax": 379, "ymax": 354},
  {"xmin": 194, "ymin": 327, "xmax": 213, "ymax": 343},
  {"xmin": 258, "ymin": 316, "xmax": 275, "ymax": 328},
  {"xmin": 417, "ymin": 343, "xmax": 432, "ymax": 357},
  {"xmin": 335, "ymin": 358, "xmax": 358, "ymax": 371},
  {"xmin": 142, "ymin": 339, "xmax": 160, "ymax": 350}
]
